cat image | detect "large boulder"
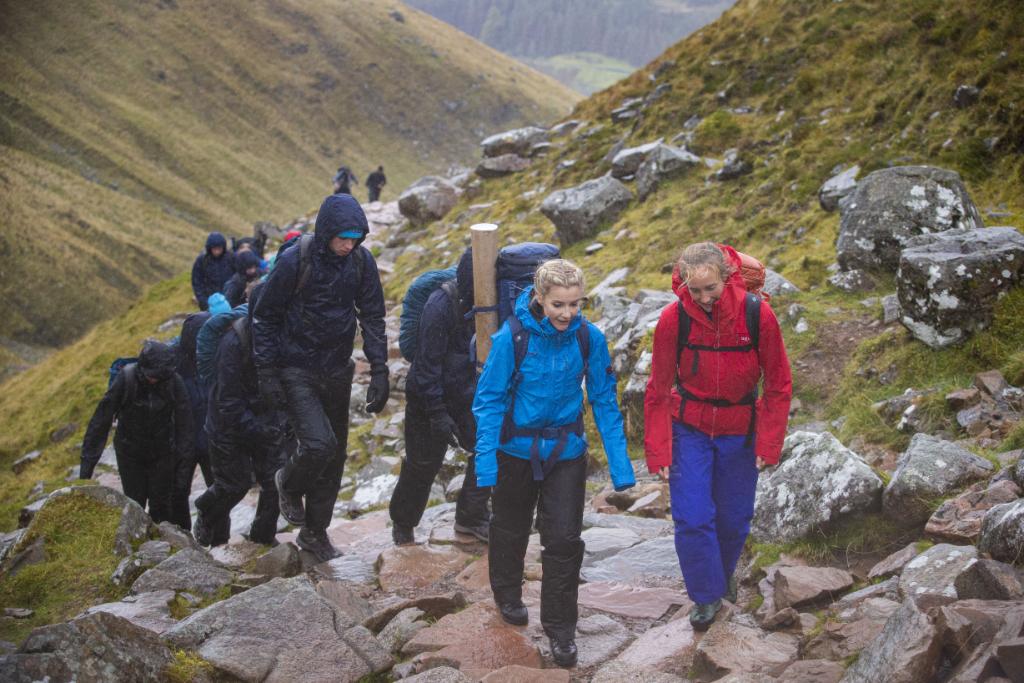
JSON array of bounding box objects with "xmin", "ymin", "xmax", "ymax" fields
[
  {"xmin": 932, "ymin": 599, "xmax": 1024, "ymax": 681},
  {"xmin": 977, "ymin": 499, "xmax": 1024, "ymax": 565},
  {"xmin": 540, "ymin": 176, "xmax": 632, "ymax": 247},
  {"xmin": 165, "ymin": 575, "xmax": 392, "ymax": 681},
  {"xmin": 636, "ymin": 143, "xmax": 701, "ymax": 201},
  {"xmin": 836, "ymin": 165, "xmax": 984, "ymax": 273},
  {"xmin": 475, "ymin": 154, "xmax": 531, "ymax": 178},
  {"xmin": 480, "ymin": 126, "xmax": 548, "ymax": 158},
  {"xmin": 818, "ymin": 165, "xmax": 860, "ymax": 212},
  {"xmin": 841, "ymin": 598, "xmax": 941, "ymax": 683},
  {"xmin": 897, "ymin": 226, "xmax": 1024, "ymax": 348},
  {"xmin": 882, "ymin": 433, "xmax": 994, "ymax": 526},
  {"xmin": 898, "ymin": 543, "xmax": 978, "ymax": 608},
  {"xmin": 398, "ymin": 176, "xmax": 461, "ymax": 226},
  {"xmin": 131, "ymin": 548, "xmax": 233, "ymax": 597},
  {"xmin": 0, "ymin": 612, "xmax": 173, "ymax": 683},
  {"xmin": 752, "ymin": 431, "xmax": 883, "ymax": 543},
  {"xmin": 610, "ymin": 139, "xmax": 663, "ymax": 178}
]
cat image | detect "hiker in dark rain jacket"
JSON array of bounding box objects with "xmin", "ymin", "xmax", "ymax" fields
[
  {"xmin": 252, "ymin": 193, "xmax": 389, "ymax": 562},
  {"xmin": 191, "ymin": 232, "xmax": 235, "ymax": 311},
  {"xmin": 169, "ymin": 312, "xmax": 214, "ymax": 531},
  {"xmin": 223, "ymin": 250, "xmax": 262, "ymax": 308},
  {"xmin": 81, "ymin": 340, "xmax": 193, "ymax": 524}
]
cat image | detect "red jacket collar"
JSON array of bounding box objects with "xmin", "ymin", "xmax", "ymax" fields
[{"xmin": 672, "ymin": 244, "xmax": 747, "ymax": 327}]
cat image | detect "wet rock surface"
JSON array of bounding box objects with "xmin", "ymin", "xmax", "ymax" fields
[{"xmin": 540, "ymin": 176, "xmax": 632, "ymax": 247}]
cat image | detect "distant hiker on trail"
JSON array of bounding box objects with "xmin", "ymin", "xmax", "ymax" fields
[
  {"xmin": 390, "ymin": 248, "xmax": 491, "ymax": 546},
  {"xmin": 366, "ymin": 165, "xmax": 387, "ymax": 203},
  {"xmin": 473, "ymin": 259, "xmax": 635, "ymax": 668},
  {"xmin": 252, "ymin": 193, "xmax": 390, "ymax": 562},
  {"xmin": 191, "ymin": 232, "xmax": 235, "ymax": 311},
  {"xmin": 169, "ymin": 312, "xmax": 215, "ymax": 532},
  {"xmin": 332, "ymin": 165, "xmax": 358, "ymax": 195},
  {"xmin": 193, "ymin": 291, "xmax": 288, "ymax": 547},
  {"xmin": 644, "ymin": 242, "xmax": 791, "ymax": 631},
  {"xmin": 80, "ymin": 340, "xmax": 194, "ymax": 524},
  {"xmin": 223, "ymin": 249, "xmax": 263, "ymax": 308}
]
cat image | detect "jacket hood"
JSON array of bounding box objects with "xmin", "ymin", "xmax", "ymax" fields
[
  {"xmin": 313, "ymin": 194, "xmax": 369, "ymax": 248},
  {"xmin": 235, "ymin": 249, "xmax": 262, "ymax": 277},
  {"xmin": 205, "ymin": 232, "xmax": 228, "ymax": 254},
  {"xmin": 514, "ymin": 285, "xmax": 583, "ymax": 338},
  {"xmin": 672, "ymin": 244, "xmax": 748, "ymax": 322},
  {"xmin": 138, "ymin": 340, "xmax": 178, "ymax": 382},
  {"xmin": 456, "ymin": 247, "xmax": 474, "ymax": 312}
]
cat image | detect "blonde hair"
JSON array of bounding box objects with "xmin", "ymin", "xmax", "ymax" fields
[
  {"xmin": 534, "ymin": 258, "xmax": 585, "ymax": 298},
  {"xmin": 678, "ymin": 242, "xmax": 732, "ymax": 284}
]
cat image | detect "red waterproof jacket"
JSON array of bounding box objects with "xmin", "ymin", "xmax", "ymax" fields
[{"xmin": 644, "ymin": 246, "xmax": 792, "ymax": 472}]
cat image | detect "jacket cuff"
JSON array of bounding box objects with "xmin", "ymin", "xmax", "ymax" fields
[{"xmin": 370, "ymin": 364, "xmax": 389, "ymax": 378}]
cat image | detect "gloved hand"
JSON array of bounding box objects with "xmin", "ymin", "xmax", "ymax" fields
[
  {"xmin": 365, "ymin": 367, "xmax": 390, "ymax": 413},
  {"xmin": 257, "ymin": 368, "xmax": 286, "ymax": 411},
  {"xmin": 429, "ymin": 409, "xmax": 460, "ymax": 448}
]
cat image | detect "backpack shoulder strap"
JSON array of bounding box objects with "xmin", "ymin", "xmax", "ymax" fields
[
  {"xmin": 295, "ymin": 234, "xmax": 314, "ymax": 293},
  {"xmin": 745, "ymin": 292, "xmax": 762, "ymax": 350},
  {"xmin": 508, "ymin": 315, "xmax": 529, "ymax": 373},
  {"xmin": 440, "ymin": 280, "xmax": 460, "ymax": 324},
  {"xmin": 675, "ymin": 300, "xmax": 691, "ymax": 364},
  {"xmin": 575, "ymin": 322, "xmax": 590, "ymax": 381},
  {"xmin": 352, "ymin": 246, "xmax": 365, "ymax": 284}
]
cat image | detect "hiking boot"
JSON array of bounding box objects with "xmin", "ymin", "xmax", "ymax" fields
[
  {"xmin": 392, "ymin": 523, "xmax": 415, "ymax": 546},
  {"xmin": 296, "ymin": 528, "xmax": 341, "ymax": 563},
  {"xmin": 192, "ymin": 510, "xmax": 213, "ymax": 547},
  {"xmin": 549, "ymin": 637, "xmax": 578, "ymax": 668},
  {"xmin": 725, "ymin": 574, "xmax": 738, "ymax": 603},
  {"xmin": 497, "ymin": 601, "xmax": 528, "ymax": 626},
  {"xmin": 689, "ymin": 599, "xmax": 722, "ymax": 631},
  {"xmin": 243, "ymin": 532, "xmax": 279, "ymax": 548},
  {"xmin": 453, "ymin": 520, "xmax": 490, "ymax": 543},
  {"xmin": 275, "ymin": 469, "xmax": 305, "ymax": 526}
]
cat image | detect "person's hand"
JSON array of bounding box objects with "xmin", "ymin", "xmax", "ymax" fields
[
  {"xmin": 658, "ymin": 466, "xmax": 669, "ymax": 481},
  {"xmin": 429, "ymin": 410, "xmax": 460, "ymax": 448},
  {"xmin": 365, "ymin": 368, "xmax": 390, "ymax": 413},
  {"xmin": 257, "ymin": 368, "xmax": 286, "ymax": 410},
  {"xmin": 756, "ymin": 456, "xmax": 766, "ymax": 470}
]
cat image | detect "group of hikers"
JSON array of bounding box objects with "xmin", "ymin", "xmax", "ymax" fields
[
  {"xmin": 332, "ymin": 164, "xmax": 387, "ymax": 203},
  {"xmin": 80, "ymin": 190, "xmax": 791, "ymax": 668}
]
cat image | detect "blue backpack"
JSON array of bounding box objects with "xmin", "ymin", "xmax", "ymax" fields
[
  {"xmin": 399, "ymin": 266, "xmax": 459, "ymax": 361},
  {"xmin": 196, "ymin": 305, "xmax": 248, "ymax": 385},
  {"xmin": 495, "ymin": 242, "xmax": 561, "ymax": 324}
]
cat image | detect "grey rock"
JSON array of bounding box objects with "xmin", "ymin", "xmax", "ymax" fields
[
  {"xmin": 0, "ymin": 611, "xmax": 172, "ymax": 683},
  {"xmin": 398, "ymin": 176, "xmax": 461, "ymax": 226},
  {"xmin": 954, "ymin": 558, "xmax": 1024, "ymax": 600},
  {"xmin": 753, "ymin": 431, "xmax": 883, "ymax": 543},
  {"xmin": 635, "ymin": 143, "xmax": 701, "ymax": 201},
  {"xmin": 819, "ymin": 165, "xmax": 860, "ymax": 212},
  {"xmin": 253, "ymin": 541, "xmax": 302, "ymax": 578},
  {"xmin": 83, "ymin": 589, "xmax": 179, "ymax": 634},
  {"xmin": 580, "ymin": 536, "xmax": 679, "ymax": 582},
  {"xmin": 882, "ymin": 293, "xmax": 901, "ymax": 324},
  {"xmin": 166, "ymin": 575, "xmax": 391, "ymax": 681},
  {"xmin": 403, "ymin": 667, "xmax": 471, "ymax": 682},
  {"xmin": 692, "ymin": 618, "xmax": 800, "ymax": 679},
  {"xmin": 475, "ymin": 153, "xmax": 530, "ymax": 178},
  {"xmin": 155, "ymin": 520, "xmax": 202, "ymax": 551},
  {"xmin": 581, "ymin": 527, "xmax": 643, "ymax": 563},
  {"xmin": 592, "ymin": 661, "xmax": 687, "ymax": 683},
  {"xmin": 977, "ymin": 499, "xmax": 1024, "ymax": 565},
  {"xmin": 610, "ymin": 139, "xmax": 663, "ymax": 178},
  {"xmin": 480, "ymin": 126, "xmax": 547, "ymax": 158},
  {"xmin": 897, "ymin": 226, "xmax": 1024, "ymax": 348},
  {"xmin": 379, "ymin": 607, "xmax": 428, "ymax": 653},
  {"xmin": 836, "ymin": 165, "xmax": 984, "ymax": 273},
  {"xmin": 898, "ymin": 543, "xmax": 978, "ymax": 608},
  {"xmin": 953, "ymin": 84, "xmax": 980, "ymax": 108},
  {"xmin": 549, "ymin": 120, "xmax": 581, "ymax": 137},
  {"xmin": 714, "ymin": 150, "xmax": 753, "ymax": 181},
  {"xmin": 763, "ymin": 269, "xmax": 801, "ymax": 297},
  {"xmin": 582, "ymin": 510, "xmax": 673, "ymax": 540},
  {"xmin": 11, "ymin": 450, "xmax": 42, "ymax": 474},
  {"xmin": 131, "ymin": 548, "xmax": 233, "ymax": 597},
  {"xmin": 571, "ymin": 613, "xmax": 631, "ymax": 669},
  {"xmin": 620, "ymin": 350, "xmax": 652, "ymax": 443},
  {"xmin": 868, "ymin": 543, "xmax": 921, "ymax": 580},
  {"xmin": 828, "ymin": 268, "xmax": 876, "ymax": 292},
  {"xmin": 540, "ymin": 176, "xmax": 632, "ymax": 247},
  {"xmin": 111, "ymin": 540, "xmax": 171, "ymax": 587},
  {"xmin": 16, "ymin": 498, "xmax": 45, "ymax": 528},
  {"xmin": 841, "ymin": 598, "xmax": 941, "ymax": 683},
  {"xmin": 836, "ymin": 577, "xmax": 900, "ymax": 610},
  {"xmin": 883, "ymin": 433, "xmax": 994, "ymax": 526}
]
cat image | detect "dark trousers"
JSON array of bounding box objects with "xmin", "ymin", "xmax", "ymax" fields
[
  {"xmin": 390, "ymin": 395, "xmax": 490, "ymax": 529},
  {"xmin": 489, "ymin": 452, "xmax": 587, "ymax": 642},
  {"xmin": 368, "ymin": 186, "xmax": 382, "ymax": 203},
  {"xmin": 277, "ymin": 361, "xmax": 354, "ymax": 532},
  {"xmin": 169, "ymin": 445, "xmax": 212, "ymax": 532},
  {"xmin": 195, "ymin": 439, "xmax": 285, "ymax": 545},
  {"xmin": 116, "ymin": 449, "xmax": 174, "ymax": 524}
]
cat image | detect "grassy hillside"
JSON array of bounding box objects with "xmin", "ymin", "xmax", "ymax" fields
[{"xmin": 0, "ymin": 0, "xmax": 576, "ymax": 353}]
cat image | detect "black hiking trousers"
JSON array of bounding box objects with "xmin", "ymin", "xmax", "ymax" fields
[
  {"xmin": 276, "ymin": 360, "xmax": 354, "ymax": 532},
  {"xmin": 389, "ymin": 394, "xmax": 490, "ymax": 530},
  {"xmin": 116, "ymin": 447, "xmax": 174, "ymax": 525},
  {"xmin": 195, "ymin": 439, "xmax": 285, "ymax": 546},
  {"xmin": 170, "ymin": 446, "xmax": 212, "ymax": 532},
  {"xmin": 368, "ymin": 186, "xmax": 382, "ymax": 203},
  {"xmin": 489, "ymin": 452, "xmax": 587, "ymax": 642}
]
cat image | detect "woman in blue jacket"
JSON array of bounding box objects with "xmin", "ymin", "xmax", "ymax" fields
[{"xmin": 474, "ymin": 259, "xmax": 635, "ymax": 668}]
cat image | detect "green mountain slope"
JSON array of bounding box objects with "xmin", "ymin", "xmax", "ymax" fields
[{"xmin": 0, "ymin": 0, "xmax": 577, "ymax": 351}]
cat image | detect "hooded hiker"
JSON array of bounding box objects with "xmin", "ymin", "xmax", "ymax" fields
[{"xmin": 191, "ymin": 232, "xmax": 235, "ymax": 311}]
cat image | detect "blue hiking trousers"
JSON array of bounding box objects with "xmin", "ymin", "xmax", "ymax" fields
[{"xmin": 668, "ymin": 422, "xmax": 759, "ymax": 605}]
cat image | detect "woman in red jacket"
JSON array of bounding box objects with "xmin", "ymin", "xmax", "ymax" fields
[{"xmin": 644, "ymin": 242, "xmax": 791, "ymax": 630}]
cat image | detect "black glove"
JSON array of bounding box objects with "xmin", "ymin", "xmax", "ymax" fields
[
  {"xmin": 365, "ymin": 367, "xmax": 390, "ymax": 413},
  {"xmin": 257, "ymin": 368, "xmax": 286, "ymax": 411},
  {"xmin": 429, "ymin": 409, "xmax": 460, "ymax": 448}
]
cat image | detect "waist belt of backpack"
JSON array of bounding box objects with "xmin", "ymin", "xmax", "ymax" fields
[
  {"xmin": 674, "ymin": 384, "xmax": 758, "ymax": 446},
  {"xmin": 502, "ymin": 413, "xmax": 584, "ymax": 481}
]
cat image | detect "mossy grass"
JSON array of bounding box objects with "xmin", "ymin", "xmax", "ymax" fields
[
  {"xmin": 0, "ymin": 491, "xmax": 127, "ymax": 643},
  {"xmin": 165, "ymin": 649, "xmax": 218, "ymax": 683}
]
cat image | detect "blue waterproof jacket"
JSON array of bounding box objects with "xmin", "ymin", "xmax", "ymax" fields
[
  {"xmin": 191, "ymin": 232, "xmax": 235, "ymax": 311},
  {"xmin": 252, "ymin": 194, "xmax": 388, "ymax": 376},
  {"xmin": 473, "ymin": 287, "xmax": 635, "ymax": 490}
]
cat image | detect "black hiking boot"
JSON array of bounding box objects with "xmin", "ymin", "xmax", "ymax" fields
[
  {"xmin": 392, "ymin": 523, "xmax": 415, "ymax": 546},
  {"xmin": 549, "ymin": 637, "xmax": 578, "ymax": 668},
  {"xmin": 192, "ymin": 510, "xmax": 213, "ymax": 547},
  {"xmin": 497, "ymin": 600, "xmax": 528, "ymax": 626},
  {"xmin": 689, "ymin": 599, "xmax": 722, "ymax": 631},
  {"xmin": 296, "ymin": 528, "xmax": 341, "ymax": 563},
  {"xmin": 453, "ymin": 520, "xmax": 490, "ymax": 543},
  {"xmin": 724, "ymin": 574, "xmax": 738, "ymax": 604},
  {"xmin": 243, "ymin": 532, "xmax": 280, "ymax": 548},
  {"xmin": 275, "ymin": 469, "xmax": 305, "ymax": 526}
]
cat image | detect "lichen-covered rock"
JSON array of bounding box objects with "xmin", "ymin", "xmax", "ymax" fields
[
  {"xmin": 898, "ymin": 543, "xmax": 978, "ymax": 608},
  {"xmin": 610, "ymin": 139, "xmax": 663, "ymax": 178},
  {"xmin": 540, "ymin": 176, "xmax": 632, "ymax": 247},
  {"xmin": 131, "ymin": 548, "xmax": 233, "ymax": 597},
  {"xmin": 977, "ymin": 499, "xmax": 1024, "ymax": 565},
  {"xmin": 818, "ymin": 165, "xmax": 860, "ymax": 212},
  {"xmin": 897, "ymin": 226, "xmax": 1024, "ymax": 348},
  {"xmin": 713, "ymin": 150, "xmax": 753, "ymax": 181},
  {"xmin": 752, "ymin": 431, "xmax": 883, "ymax": 543},
  {"xmin": 925, "ymin": 479, "xmax": 1021, "ymax": 543},
  {"xmin": 840, "ymin": 598, "xmax": 941, "ymax": 683},
  {"xmin": 763, "ymin": 269, "xmax": 801, "ymax": 298},
  {"xmin": 480, "ymin": 126, "xmax": 548, "ymax": 158},
  {"xmin": 882, "ymin": 433, "xmax": 994, "ymax": 526},
  {"xmin": 398, "ymin": 176, "xmax": 461, "ymax": 225},
  {"xmin": 475, "ymin": 154, "xmax": 531, "ymax": 178},
  {"xmin": 635, "ymin": 143, "xmax": 701, "ymax": 200},
  {"xmin": 836, "ymin": 166, "xmax": 984, "ymax": 273}
]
